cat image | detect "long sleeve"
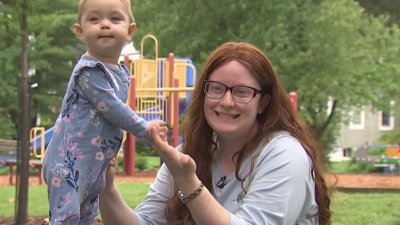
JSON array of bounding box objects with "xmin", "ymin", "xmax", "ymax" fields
[
  {"xmin": 74, "ymin": 65, "xmax": 148, "ymax": 138},
  {"xmin": 209, "ymin": 132, "xmax": 318, "ymax": 225}
]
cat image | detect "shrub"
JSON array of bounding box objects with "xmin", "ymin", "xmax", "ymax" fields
[
  {"xmin": 135, "ymin": 155, "xmax": 148, "ymax": 170},
  {"xmin": 136, "ymin": 139, "xmax": 156, "ymax": 156},
  {"xmin": 367, "ymin": 148, "xmax": 385, "ymax": 156}
]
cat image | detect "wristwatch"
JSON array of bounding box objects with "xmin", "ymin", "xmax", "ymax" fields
[{"xmin": 177, "ymin": 182, "xmax": 204, "ymax": 204}]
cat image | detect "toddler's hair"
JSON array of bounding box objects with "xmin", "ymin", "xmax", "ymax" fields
[{"xmin": 77, "ymin": 0, "xmax": 135, "ymax": 24}]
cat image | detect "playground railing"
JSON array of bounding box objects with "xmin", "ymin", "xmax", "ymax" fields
[{"xmin": 0, "ymin": 127, "xmax": 46, "ymax": 185}]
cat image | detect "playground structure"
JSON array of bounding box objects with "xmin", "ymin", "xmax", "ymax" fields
[
  {"xmin": 0, "ymin": 127, "xmax": 47, "ymax": 184},
  {"xmin": 122, "ymin": 34, "xmax": 196, "ymax": 175},
  {"xmin": 1, "ymin": 35, "xmax": 300, "ymax": 180},
  {"xmin": 0, "ymin": 34, "xmax": 197, "ymax": 180}
]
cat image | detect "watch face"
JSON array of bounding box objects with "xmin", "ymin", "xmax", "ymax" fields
[{"xmin": 178, "ymin": 191, "xmax": 189, "ymax": 203}]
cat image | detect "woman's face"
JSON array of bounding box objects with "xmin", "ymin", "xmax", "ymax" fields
[{"xmin": 204, "ymin": 60, "xmax": 266, "ymax": 140}]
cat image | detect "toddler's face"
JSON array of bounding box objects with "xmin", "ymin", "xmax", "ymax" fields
[{"xmin": 78, "ymin": 0, "xmax": 135, "ymax": 61}]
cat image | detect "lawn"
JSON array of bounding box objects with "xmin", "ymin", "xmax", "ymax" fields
[
  {"xmin": 0, "ymin": 156, "xmax": 162, "ymax": 176},
  {"xmin": 331, "ymin": 191, "xmax": 400, "ymax": 225},
  {"xmin": 0, "ymin": 183, "xmax": 399, "ymax": 225},
  {"xmin": 1, "ymin": 158, "xmax": 398, "ymax": 224},
  {"xmin": 0, "ymin": 182, "xmax": 151, "ymax": 217}
]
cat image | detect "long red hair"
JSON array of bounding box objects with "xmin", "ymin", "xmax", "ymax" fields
[{"xmin": 164, "ymin": 42, "xmax": 331, "ymax": 225}]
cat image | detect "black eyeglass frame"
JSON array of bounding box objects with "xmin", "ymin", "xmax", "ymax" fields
[{"xmin": 203, "ymin": 80, "xmax": 262, "ymax": 103}]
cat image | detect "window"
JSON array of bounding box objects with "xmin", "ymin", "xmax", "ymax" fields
[
  {"xmin": 378, "ymin": 100, "xmax": 395, "ymax": 131},
  {"xmin": 349, "ymin": 109, "xmax": 365, "ymax": 130},
  {"xmin": 378, "ymin": 110, "xmax": 394, "ymax": 130},
  {"xmin": 343, "ymin": 148, "xmax": 352, "ymax": 157}
]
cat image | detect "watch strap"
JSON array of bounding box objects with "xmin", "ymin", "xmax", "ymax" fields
[{"xmin": 177, "ymin": 182, "xmax": 204, "ymax": 204}]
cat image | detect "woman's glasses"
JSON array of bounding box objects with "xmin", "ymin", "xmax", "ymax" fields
[{"xmin": 203, "ymin": 80, "xmax": 262, "ymax": 103}]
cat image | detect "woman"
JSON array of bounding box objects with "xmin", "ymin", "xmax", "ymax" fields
[{"xmin": 100, "ymin": 41, "xmax": 332, "ymax": 225}]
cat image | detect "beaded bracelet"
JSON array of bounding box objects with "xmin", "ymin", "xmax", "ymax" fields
[{"xmin": 177, "ymin": 182, "xmax": 204, "ymax": 204}]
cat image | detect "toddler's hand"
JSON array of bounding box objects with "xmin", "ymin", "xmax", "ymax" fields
[
  {"xmin": 146, "ymin": 120, "xmax": 168, "ymax": 143},
  {"xmin": 150, "ymin": 126, "xmax": 197, "ymax": 185}
]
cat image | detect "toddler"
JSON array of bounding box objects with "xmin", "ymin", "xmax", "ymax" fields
[{"xmin": 42, "ymin": 0, "xmax": 165, "ymax": 224}]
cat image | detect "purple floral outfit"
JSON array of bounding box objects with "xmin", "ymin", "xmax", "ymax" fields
[{"xmin": 43, "ymin": 55, "xmax": 148, "ymax": 225}]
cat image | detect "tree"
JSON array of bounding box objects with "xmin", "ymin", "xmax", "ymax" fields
[
  {"xmin": 131, "ymin": 0, "xmax": 400, "ymax": 154},
  {"xmin": 27, "ymin": 0, "xmax": 82, "ymax": 128},
  {"xmin": 0, "ymin": 0, "xmax": 80, "ymax": 221},
  {"xmin": 356, "ymin": 0, "xmax": 400, "ymax": 25},
  {"xmin": 15, "ymin": 0, "xmax": 30, "ymax": 223},
  {"xmin": 0, "ymin": 0, "xmax": 80, "ymax": 138},
  {"xmin": 0, "ymin": 1, "xmax": 20, "ymax": 138},
  {"xmin": 1, "ymin": 0, "xmax": 400, "ymax": 157}
]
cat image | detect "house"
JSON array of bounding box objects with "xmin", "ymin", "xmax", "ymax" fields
[{"xmin": 329, "ymin": 106, "xmax": 399, "ymax": 162}]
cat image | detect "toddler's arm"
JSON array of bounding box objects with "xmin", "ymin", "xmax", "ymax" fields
[{"xmin": 76, "ymin": 67, "xmax": 148, "ymax": 137}]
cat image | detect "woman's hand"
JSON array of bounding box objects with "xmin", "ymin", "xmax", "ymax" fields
[
  {"xmin": 150, "ymin": 127, "xmax": 198, "ymax": 185},
  {"xmin": 104, "ymin": 156, "xmax": 118, "ymax": 192},
  {"xmin": 100, "ymin": 157, "xmax": 139, "ymax": 225},
  {"xmin": 145, "ymin": 120, "xmax": 167, "ymax": 140}
]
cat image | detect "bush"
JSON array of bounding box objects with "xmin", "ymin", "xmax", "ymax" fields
[
  {"xmin": 329, "ymin": 159, "xmax": 375, "ymax": 174},
  {"xmin": 135, "ymin": 155, "xmax": 148, "ymax": 170},
  {"xmin": 378, "ymin": 128, "xmax": 400, "ymax": 144},
  {"xmin": 136, "ymin": 139, "xmax": 157, "ymax": 156},
  {"xmin": 116, "ymin": 154, "xmax": 153, "ymax": 171},
  {"xmin": 367, "ymin": 148, "xmax": 385, "ymax": 156}
]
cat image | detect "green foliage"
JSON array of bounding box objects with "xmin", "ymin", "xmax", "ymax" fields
[
  {"xmin": 131, "ymin": 0, "xmax": 400, "ymax": 158},
  {"xmin": 367, "ymin": 148, "xmax": 386, "ymax": 156},
  {"xmin": 135, "ymin": 139, "xmax": 157, "ymax": 156},
  {"xmin": 378, "ymin": 157, "xmax": 400, "ymax": 164},
  {"xmin": 135, "ymin": 155, "xmax": 148, "ymax": 170},
  {"xmin": 2, "ymin": 0, "xmax": 400, "ymax": 159},
  {"xmin": 378, "ymin": 128, "xmax": 400, "ymax": 144},
  {"xmin": 116, "ymin": 154, "xmax": 160, "ymax": 171},
  {"xmin": 0, "ymin": 0, "xmax": 81, "ymax": 138},
  {"xmin": 329, "ymin": 160, "xmax": 375, "ymax": 174},
  {"xmin": 356, "ymin": 0, "xmax": 400, "ymax": 26},
  {"xmin": 0, "ymin": 117, "xmax": 16, "ymax": 139}
]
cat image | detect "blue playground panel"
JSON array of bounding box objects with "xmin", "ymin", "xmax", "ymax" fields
[
  {"xmin": 157, "ymin": 57, "xmax": 195, "ymax": 103},
  {"xmin": 139, "ymin": 105, "xmax": 164, "ymax": 121},
  {"xmin": 0, "ymin": 157, "xmax": 16, "ymax": 164},
  {"xmin": 184, "ymin": 58, "xmax": 194, "ymax": 103},
  {"xmin": 184, "ymin": 58, "xmax": 195, "ymax": 86},
  {"xmin": 0, "ymin": 128, "xmax": 54, "ymax": 168}
]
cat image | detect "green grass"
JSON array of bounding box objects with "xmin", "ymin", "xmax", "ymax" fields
[
  {"xmin": 328, "ymin": 161, "xmax": 375, "ymax": 174},
  {"xmin": 0, "ymin": 182, "xmax": 150, "ymax": 217},
  {"xmin": 0, "ymin": 167, "xmax": 10, "ymax": 175},
  {"xmin": 1, "ymin": 183, "xmax": 400, "ymax": 225},
  {"xmin": 145, "ymin": 156, "xmax": 161, "ymax": 169},
  {"xmin": 0, "ymin": 156, "xmax": 161, "ymax": 176},
  {"xmin": 2, "ymin": 158, "xmax": 398, "ymax": 224},
  {"xmin": 331, "ymin": 191, "xmax": 400, "ymax": 225}
]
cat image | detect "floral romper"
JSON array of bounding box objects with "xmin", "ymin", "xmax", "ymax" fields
[{"xmin": 43, "ymin": 55, "xmax": 148, "ymax": 225}]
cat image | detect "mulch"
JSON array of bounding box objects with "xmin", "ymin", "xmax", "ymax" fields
[{"xmin": 1, "ymin": 171, "xmax": 399, "ymax": 189}]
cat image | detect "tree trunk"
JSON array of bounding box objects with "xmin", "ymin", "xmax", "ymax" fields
[{"xmin": 15, "ymin": 0, "xmax": 30, "ymax": 223}]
